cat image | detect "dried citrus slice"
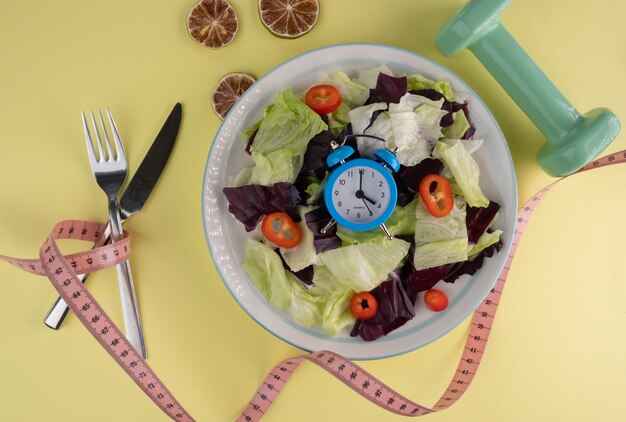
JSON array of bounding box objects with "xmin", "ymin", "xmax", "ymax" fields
[
  {"xmin": 211, "ymin": 73, "xmax": 256, "ymax": 120},
  {"xmin": 258, "ymin": 0, "xmax": 320, "ymax": 38},
  {"xmin": 187, "ymin": 0, "xmax": 239, "ymax": 49}
]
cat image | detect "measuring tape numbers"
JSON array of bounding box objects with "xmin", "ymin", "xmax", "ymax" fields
[
  {"xmin": 1, "ymin": 220, "xmax": 195, "ymax": 422},
  {"xmin": 2, "ymin": 150, "xmax": 625, "ymax": 421}
]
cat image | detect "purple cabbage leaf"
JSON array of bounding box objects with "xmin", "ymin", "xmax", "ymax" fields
[
  {"xmin": 350, "ymin": 275, "xmax": 415, "ymax": 342},
  {"xmin": 223, "ymin": 182, "xmax": 302, "ymax": 232}
]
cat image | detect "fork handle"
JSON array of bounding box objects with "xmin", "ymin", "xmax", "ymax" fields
[
  {"xmin": 109, "ymin": 196, "xmax": 147, "ymax": 359},
  {"xmin": 44, "ymin": 273, "xmax": 88, "ymax": 329},
  {"xmin": 115, "ymin": 257, "xmax": 147, "ymax": 358},
  {"xmin": 109, "ymin": 196, "xmax": 124, "ymax": 240},
  {"xmin": 42, "ymin": 202, "xmax": 147, "ymax": 357}
]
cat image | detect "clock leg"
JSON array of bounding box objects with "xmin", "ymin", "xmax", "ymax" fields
[
  {"xmin": 320, "ymin": 219, "xmax": 336, "ymax": 234},
  {"xmin": 379, "ymin": 224, "xmax": 393, "ymax": 240}
]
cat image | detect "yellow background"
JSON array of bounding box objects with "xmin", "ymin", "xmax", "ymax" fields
[{"xmin": 1, "ymin": 0, "xmax": 625, "ymax": 420}]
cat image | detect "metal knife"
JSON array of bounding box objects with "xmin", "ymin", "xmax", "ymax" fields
[{"xmin": 43, "ymin": 103, "xmax": 183, "ymax": 330}]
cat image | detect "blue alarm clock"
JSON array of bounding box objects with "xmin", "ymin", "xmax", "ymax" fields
[{"xmin": 322, "ymin": 135, "xmax": 400, "ymax": 239}]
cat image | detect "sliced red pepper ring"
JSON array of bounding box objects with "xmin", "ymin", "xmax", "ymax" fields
[
  {"xmin": 261, "ymin": 212, "xmax": 302, "ymax": 249},
  {"xmin": 349, "ymin": 291, "xmax": 378, "ymax": 320},
  {"xmin": 304, "ymin": 84, "xmax": 341, "ymax": 115},
  {"xmin": 418, "ymin": 174, "xmax": 454, "ymax": 218}
]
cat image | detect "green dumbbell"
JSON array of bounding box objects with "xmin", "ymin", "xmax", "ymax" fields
[{"xmin": 435, "ymin": 0, "xmax": 620, "ymax": 176}]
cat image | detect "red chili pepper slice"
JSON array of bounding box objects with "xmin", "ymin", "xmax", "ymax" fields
[
  {"xmin": 304, "ymin": 84, "xmax": 341, "ymax": 115},
  {"xmin": 418, "ymin": 174, "xmax": 454, "ymax": 218},
  {"xmin": 349, "ymin": 291, "xmax": 378, "ymax": 320},
  {"xmin": 261, "ymin": 212, "xmax": 302, "ymax": 249}
]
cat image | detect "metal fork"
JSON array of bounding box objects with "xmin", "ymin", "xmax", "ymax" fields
[{"xmin": 82, "ymin": 109, "xmax": 147, "ymax": 358}]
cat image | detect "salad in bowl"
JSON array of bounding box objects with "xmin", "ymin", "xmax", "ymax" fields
[{"xmin": 202, "ymin": 44, "xmax": 517, "ymax": 360}]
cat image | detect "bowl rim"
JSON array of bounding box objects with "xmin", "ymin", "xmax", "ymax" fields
[{"xmin": 202, "ymin": 42, "xmax": 518, "ymax": 360}]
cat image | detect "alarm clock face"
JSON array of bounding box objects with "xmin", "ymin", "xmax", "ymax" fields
[{"xmin": 325, "ymin": 158, "xmax": 398, "ymax": 231}]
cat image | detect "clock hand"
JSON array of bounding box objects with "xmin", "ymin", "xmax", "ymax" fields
[
  {"xmin": 355, "ymin": 189, "xmax": 377, "ymax": 205},
  {"xmin": 361, "ymin": 198, "xmax": 374, "ymax": 216},
  {"xmin": 359, "ymin": 169, "xmax": 363, "ymax": 191},
  {"xmin": 355, "ymin": 170, "xmax": 377, "ymax": 205},
  {"xmin": 362, "ymin": 194, "xmax": 377, "ymax": 205}
]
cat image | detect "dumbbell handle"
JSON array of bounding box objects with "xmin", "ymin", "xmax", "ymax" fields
[
  {"xmin": 470, "ymin": 24, "xmax": 578, "ymax": 144},
  {"xmin": 435, "ymin": 0, "xmax": 620, "ymax": 176}
]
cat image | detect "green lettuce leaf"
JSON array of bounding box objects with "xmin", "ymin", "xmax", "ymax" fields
[
  {"xmin": 241, "ymin": 239, "xmax": 293, "ymax": 308},
  {"xmin": 414, "ymin": 197, "xmax": 467, "ymax": 243},
  {"xmin": 242, "ymin": 240, "xmax": 347, "ymax": 332},
  {"xmin": 407, "ymin": 74, "xmax": 454, "ymax": 101},
  {"xmin": 442, "ymin": 110, "xmax": 471, "ymax": 139},
  {"xmin": 327, "ymin": 71, "xmax": 370, "ymax": 108},
  {"xmin": 386, "ymin": 93, "xmax": 447, "ymax": 165},
  {"xmin": 432, "ymin": 141, "xmax": 489, "ymax": 207},
  {"xmin": 349, "ymin": 102, "xmax": 388, "ymax": 135},
  {"xmin": 412, "ymin": 238, "xmax": 469, "ymax": 271},
  {"xmin": 354, "ymin": 65, "xmax": 394, "ymax": 89},
  {"xmin": 441, "ymin": 137, "xmax": 484, "ymax": 154},
  {"xmin": 321, "ymin": 283, "xmax": 356, "ymax": 336},
  {"xmin": 248, "ymin": 89, "xmax": 327, "ymax": 184},
  {"xmin": 304, "ymin": 173, "xmax": 327, "ymax": 206},
  {"xmin": 328, "ymin": 103, "xmax": 351, "ymax": 136},
  {"xmin": 414, "ymin": 104, "xmax": 447, "ymax": 142},
  {"xmin": 287, "ymin": 273, "xmax": 323, "ymax": 327},
  {"xmin": 468, "ymin": 229, "xmax": 502, "ymax": 257},
  {"xmin": 241, "ymin": 119, "xmax": 261, "ymax": 142},
  {"xmin": 389, "ymin": 111, "xmax": 430, "ymax": 166},
  {"xmin": 337, "ymin": 198, "xmax": 417, "ymax": 245},
  {"xmin": 413, "ymin": 198, "xmax": 469, "ymax": 270},
  {"xmin": 309, "ymin": 265, "xmax": 339, "ymax": 296},
  {"xmin": 319, "ymin": 238, "xmax": 410, "ymax": 291},
  {"xmin": 388, "ymin": 93, "xmax": 444, "ymax": 113},
  {"xmin": 407, "ymin": 74, "xmax": 434, "ymax": 91},
  {"xmin": 310, "ymin": 266, "xmax": 356, "ymax": 336},
  {"xmin": 228, "ymin": 166, "xmax": 253, "ymax": 187},
  {"xmin": 280, "ymin": 206, "xmax": 318, "ymax": 272},
  {"xmin": 249, "ymin": 149, "xmax": 301, "ymax": 185},
  {"xmin": 361, "ymin": 112, "xmax": 393, "ymax": 157}
]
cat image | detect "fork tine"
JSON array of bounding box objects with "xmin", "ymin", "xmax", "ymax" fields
[
  {"xmin": 106, "ymin": 108, "xmax": 125, "ymax": 163},
  {"xmin": 81, "ymin": 111, "xmax": 98, "ymax": 165},
  {"xmin": 97, "ymin": 109, "xmax": 115, "ymax": 161},
  {"xmin": 88, "ymin": 110, "xmax": 105, "ymax": 162}
]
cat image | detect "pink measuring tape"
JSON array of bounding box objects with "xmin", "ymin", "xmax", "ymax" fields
[
  {"xmin": 1, "ymin": 221, "xmax": 194, "ymax": 422},
  {"xmin": 2, "ymin": 150, "xmax": 625, "ymax": 421}
]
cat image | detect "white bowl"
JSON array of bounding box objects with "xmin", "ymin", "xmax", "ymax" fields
[{"xmin": 202, "ymin": 43, "xmax": 517, "ymax": 360}]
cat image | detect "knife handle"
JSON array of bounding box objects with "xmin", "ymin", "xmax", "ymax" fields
[{"xmin": 43, "ymin": 224, "xmax": 113, "ymax": 329}]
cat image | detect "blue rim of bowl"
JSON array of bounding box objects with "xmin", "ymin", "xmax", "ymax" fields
[{"xmin": 201, "ymin": 42, "xmax": 518, "ymax": 361}]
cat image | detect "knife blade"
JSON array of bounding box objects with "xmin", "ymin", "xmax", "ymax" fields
[
  {"xmin": 43, "ymin": 103, "xmax": 183, "ymax": 330},
  {"xmin": 120, "ymin": 102, "xmax": 182, "ymax": 219}
]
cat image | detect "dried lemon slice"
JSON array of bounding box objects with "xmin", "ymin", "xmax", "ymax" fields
[
  {"xmin": 187, "ymin": 0, "xmax": 239, "ymax": 49},
  {"xmin": 211, "ymin": 73, "xmax": 256, "ymax": 120},
  {"xmin": 258, "ymin": 0, "xmax": 320, "ymax": 38}
]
